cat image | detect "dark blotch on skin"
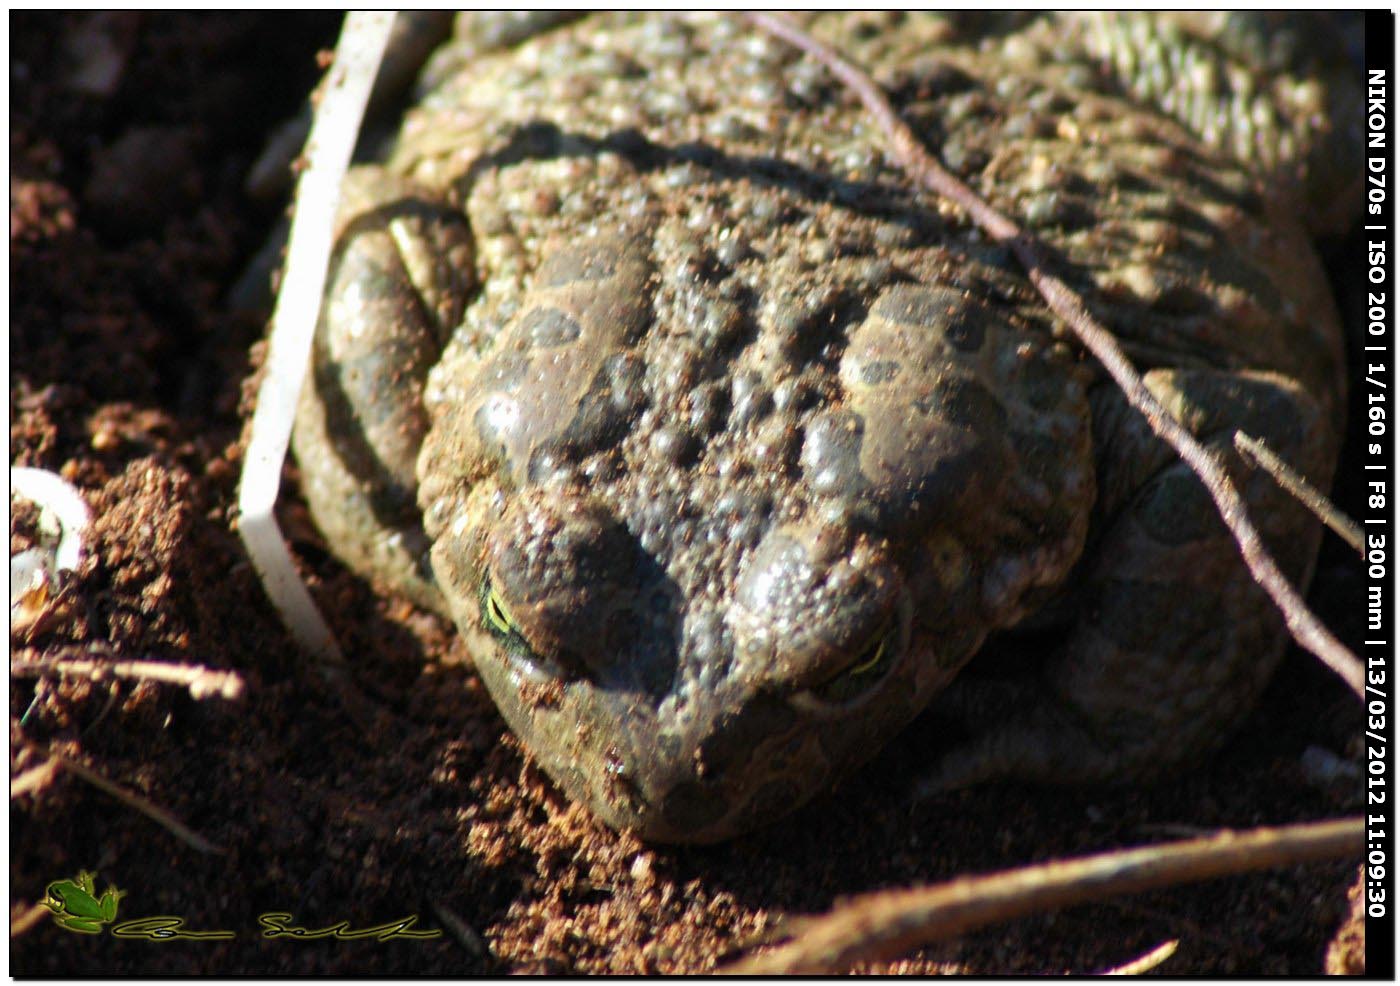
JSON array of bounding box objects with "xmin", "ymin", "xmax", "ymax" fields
[
  {"xmin": 522, "ymin": 306, "xmax": 583, "ymax": 347},
  {"xmin": 943, "ymin": 313, "xmax": 987, "ymax": 352},
  {"xmin": 860, "ymin": 359, "xmax": 900, "ymax": 385},
  {"xmin": 563, "ymin": 387, "xmax": 626, "ymax": 452},
  {"xmin": 917, "ymin": 377, "xmax": 1006, "ymax": 432},
  {"xmin": 561, "ymin": 361, "xmax": 646, "ymax": 455},
  {"xmin": 873, "ymin": 282, "xmax": 985, "ymax": 352},
  {"xmin": 873, "ymin": 284, "xmax": 986, "ymax": 352}
]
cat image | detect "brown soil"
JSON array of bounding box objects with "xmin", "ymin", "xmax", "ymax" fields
[{"xmin": 10, "ymin": 13, "xmax": 1367, "ymax": 975}]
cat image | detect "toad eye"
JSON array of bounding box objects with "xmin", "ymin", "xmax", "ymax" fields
[
  {"xmin": 811, "ymin": 618, "xmax": 899, "ymax": 704},
  {"xmin": 483, "ymin": 582, "xmax": 516, "ymax": 636},
  {"xmin": 477, "ymin": 575, "xmax": 583, "ymax": 680},
  {"xmin": 479, "ymin": 576, "xmax": 534, "ymax": 655}
]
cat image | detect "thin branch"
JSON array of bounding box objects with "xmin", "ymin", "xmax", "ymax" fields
[
  {"xmin": 11, "ymin": 577, "xmax": 81, "ymax": 644},
  {"xmin": 12, "ymin": 653, "xmax": 245, "ymax": 702},
  {"xmin": 722, "ymin": 817, "xmax": 1362, "ymax": 974},
  {"xmin": 10, "ymin": 902, "xmax": 51, "ymax": 939},
  {"xmin": 745, "ymin": 12, "xmax": 1363, "ymax": 701},
  {"xmin": 428, "ymin": 900, "xmax": 491, "ymax": 959},
  {"xmin": 46, "ymin": 750, "xmax": 224, "ymax": 855},
  {"xmin": 1235, "ymin": 432, "xmax": 1365, "ymax": 555},
  {"xmin": 10, "ymin": 758, "xmax": 61, "ymax": 799},
  {"xmin": 1098, "ymin": 939, "xmax": 1179, "ymax": 976}
]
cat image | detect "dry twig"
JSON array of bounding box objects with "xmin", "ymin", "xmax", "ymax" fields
[
  {"xmin": 10, "ymin": 758, "xmax": 61, "ymax": 799},
  {"xmin": 1097, "ymin": 939, "xmax": 1180, "ymax": 976},
  {"xmin": 10, "ymin": 902, "xmax": 51, "ymax": 939},
  {"xmin": 45, "ymin": 749, "xmax": 224, "ymax": 855},
  {"xmin": 1235, "ymin": 432, "xmax": 1365, "ymax": 555},
  {"xmin": 722, "ymin": 817, "xmax": 1362, "ymax": 974},
  {"xmin": 429, "ymin": 900, "xmax": 490, "ymax": 959},
  {"xmin": 12, "ymin": 652, "xmax": 245, "ymax": 702},
  {"xmin": 745, "ymin": 13, "xmax": 1363, "ymax": 700}
]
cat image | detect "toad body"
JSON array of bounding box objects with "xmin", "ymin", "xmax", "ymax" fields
[{"xmin": 292, "ymin": 13, "xmax": 1358, "ymax": 841}]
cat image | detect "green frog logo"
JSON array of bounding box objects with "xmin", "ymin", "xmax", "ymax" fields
[{"xmin": 41, "ymin": 871, "xmax": 125, "ymax": 934}]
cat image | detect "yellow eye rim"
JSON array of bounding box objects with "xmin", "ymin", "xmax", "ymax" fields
[
  {"xmin": 845, "ymin": 632, "xmax": 889, "ymax": 678},
  {"xmin": 484, "ymin": 586, "xmax": 517, "ymax": 637},
  {"xmin": 809, "ymin": 618, "xmax": 899, "ymax": 704},
  {"xmin": 478, "ymin": 576, "xmax": 558, "ymax": 671}
]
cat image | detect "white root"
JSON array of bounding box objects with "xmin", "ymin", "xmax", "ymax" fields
[
  {"xmin": 11, "ymin": 466, "xmax": 91, "ymax": 572},
  {"xmin": 236, "ymin": 11, "xmax": 395, "ymax": 662},
  {"xmin": 10, "ymin": 466, "xmax": 92, "ymax": 619}
]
